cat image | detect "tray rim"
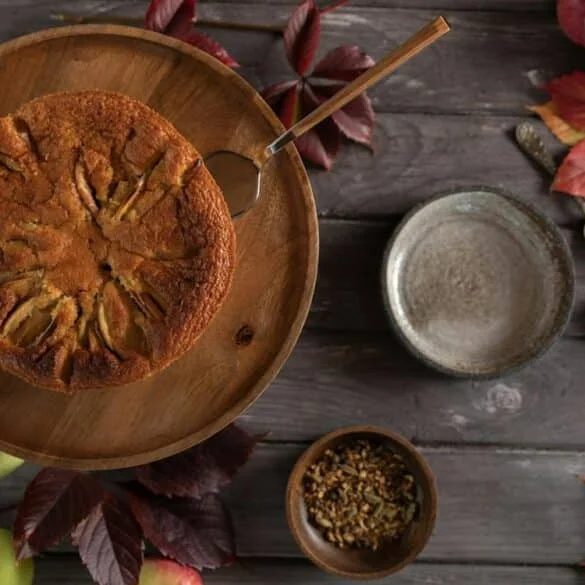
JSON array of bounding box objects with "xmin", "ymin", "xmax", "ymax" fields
[{"xmin": 0, "ymin": 24, "xmax": 319, "ymax": 469}]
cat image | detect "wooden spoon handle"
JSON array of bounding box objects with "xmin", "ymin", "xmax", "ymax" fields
[{"xmin": 265, "ymin": 16, "xmax": 450, "ymax": 159}]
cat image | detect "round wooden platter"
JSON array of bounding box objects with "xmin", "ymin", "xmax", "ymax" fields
[{"xmin": 0, "ymin": 25, "xmax": 318, "ymax": 470}]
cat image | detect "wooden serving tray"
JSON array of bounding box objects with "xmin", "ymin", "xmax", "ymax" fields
[{"xmin": 0, "ymin": 25, "xmax": 318, "ymax": 470}]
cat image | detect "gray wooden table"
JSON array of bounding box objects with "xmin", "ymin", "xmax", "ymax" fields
[{"xmin": 2, "ymin": 0, "xmax": 585, "ymax": 583}]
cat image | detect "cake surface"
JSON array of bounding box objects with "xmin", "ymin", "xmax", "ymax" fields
[{"xmin": 0, "ymin": 90, "xmax": 236, "ymax": 392}]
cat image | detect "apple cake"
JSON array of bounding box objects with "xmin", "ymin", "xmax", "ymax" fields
[{"xmin": 0, "ymin": 90, "xmax": 236, "ymax": 392}]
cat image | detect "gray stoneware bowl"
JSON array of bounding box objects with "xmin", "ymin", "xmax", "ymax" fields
[{"xmin": 381, "ymin": 187, "xmax": 575, "ymax": 378}]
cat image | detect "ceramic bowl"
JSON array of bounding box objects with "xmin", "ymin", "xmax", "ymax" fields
[
  {"xmin": 286, "ymin": 426, "xmax": 438, "ymax": 580},
  {"xmin": 381, "ymin": 187, "xmax": 575, "ymax": 378}
]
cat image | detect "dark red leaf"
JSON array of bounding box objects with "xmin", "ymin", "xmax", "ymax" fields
[
  {"xmin": 13, "ymin": 469, "xmax": 104, "ymax": 559},
  {"xmin": 145, "ymin": 0, "xmax": 196, "ymax": 37},
  {"xmin": 178, "ymin": 31, "xmax": 239, "ymax": 68},
  {"xmin": 262, "ymin": 82, "xmax": 301, "ymax": 127},
  {"xmin": 261, "ymin": 80, "xmax": 299, "ymax": 103},
  {"xmin": 552, "ymin": 140, "xmax": 585, "ymax": 197},
  {"xmin": 558, "ymin": 0, "xmax": 585, "ymax": 47},
  {"xmin": 312, "ymin": 45, "xmax": 375, "ymax": 82},
  {"xmin": 311, "ymin": 83, "xmax": 375, "ymax": 147},
  {"xmin": 140, "ymin": 559, "xmax": 202, "ymax": 585},
  {"xmin": 319, "ymin": 0, "xmax": 350, "ymax": 14},
  {"xmin": 295, "ymin": 85, "xmax": 341, "ymax": 170},
  {"xmin": 130, "ymin": 492, "xmax": 234, "ymax": 571},
  {"xmin": 546, "ymin": 72, "xmax": 585, "ymax": 131},
  {"xmin": 73, "ymin": 496, "xmax": 143, "ymax": 585},
  {"xmin": 135, "ymin": 425, "xmax": 260, "ymax": 499},
  {"xmin": 284, "ymin": 0, "xmax": 321, "ymax": 76}
]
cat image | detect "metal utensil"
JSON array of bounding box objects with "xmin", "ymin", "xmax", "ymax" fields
[
  {"xmin": 206, "ymin": 16, "xmax": 451, "ymax": 218},
  {"xmin": 515, "ymin": 121, "xmax": 585, "ymax": 235}
]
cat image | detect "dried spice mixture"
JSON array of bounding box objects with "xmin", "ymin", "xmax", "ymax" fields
[{"xmin": 303, "ymin": 439, "xmax": 418, "ymax": 551}]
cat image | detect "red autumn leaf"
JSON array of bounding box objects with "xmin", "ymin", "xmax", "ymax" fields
[
  {"xmin": 558, "ymin": 0, "xmax": 585, "ymax": 47},
  {"xmin": 262, "ymin": 81, "xmax": 300, "ymax": 127},
  {"xmin": 552, "ymin": 140, "xmax": 585, "ymax": 197},
  {"xmin": 262, "ymin": 82, "xmax": 300, "ymax": 127},
  {"xmin": 528, "ymin": 101, "xmax": 585, "ymax": 146},
  {"xmin": 13, "ymin": 469, "xmax": 104, "ymax": 559},
  {"xmin": 284, "ymin": 0, "xmax": 321, "ymax": 76},
  {"xmin": 73, "ymin": 496, "xmax": 143, "ymax": 585},
  {"xmin": 145, "ymin": 0, "xmax": 196, "ymax": 37},
  {"xmin": 546, "ymin": 72, "xmax": 585, "ymax": 131},
  {"xmin": 319, "ymin": 0, "xmax": 350, "ymax": 14},
  {"xmin": 295, "ymin": 85, "xmax": 341, "ymax": 170},
  {"xmin": 311, "ymin": 83, "xmax": 375, "ymax": 147},
  {"xmin": 140, "ymin": 560, "xmax": 202, "ymax": 585},
  {"xmin": 312, "ymin": 45, "xmax": 375, "ymax": 82},
  {"xmin": 178, "ymin": 31, "xmax": 239, "ymax": 68},
  {"xmin": 135, "ymin": 425, "xmax": 260, "ymax": 500},
  {"xmin": 130, "ymin": 491, "xmax": 234, "ymax": 571}
]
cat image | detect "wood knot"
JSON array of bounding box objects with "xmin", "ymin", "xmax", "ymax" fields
[{"xmin": 235, "ymin": 325, "xmax": 254, "ymax": 347}]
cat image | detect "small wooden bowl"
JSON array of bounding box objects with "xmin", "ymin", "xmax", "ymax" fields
[{"xmin": 286, "ymin": 426, "xmax": 438, "ymax": 580}]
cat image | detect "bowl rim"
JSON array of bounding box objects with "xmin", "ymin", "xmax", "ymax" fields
[
  {"xmin": 285, "ymin": 425, "xmax": 438, "ymax": 580},
  {"xmin": 380, "ymin": 185, "xmax": 576, "ymax": 379}
]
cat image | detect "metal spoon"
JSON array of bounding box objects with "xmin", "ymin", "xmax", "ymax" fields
[
  {"xmin": 205, "ymin": 16, "xmax": 451, "ymax": 218},
  {"xmin": 515, "ymin": 121, "xmax": 585, "ymax": 236}
]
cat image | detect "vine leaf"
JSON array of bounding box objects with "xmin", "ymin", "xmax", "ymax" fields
[
  {"xmin": 552, "ymin": 140, "xmax": 585, "ymax": 197},
  {"xmin": 130, "ymin": 491, "xmax": 235, "ymax": 571},
  {"xmin": 145, "ymin": 0, "xmax": 238, "ymax": 67},
  {"xmin": 134, "ymin": 425, "xmax": 261, "ymax": 499},
  {"xmin": 73, "ymin": 496, "xmax": 143, "ymax": 585},
  {"xmin": 284, "ymin": 0, "xmax": 321, "ymax": 76},
  {"xmin": 13, "ymin": 469, "xmax": 105, "ymax": 559},
  {"xmin": 558, "ymin": 0, "xmax": 585, "ymax": 47}
]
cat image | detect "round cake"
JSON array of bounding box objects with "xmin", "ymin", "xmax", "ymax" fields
[{"xmin": 0, "ymin": 90, "xmax": 236, "ymax": 392}]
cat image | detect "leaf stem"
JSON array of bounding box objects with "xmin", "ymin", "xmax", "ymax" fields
[{"xmin": 51, "ymin": 13, "xmax": 284, "ymax": 34}]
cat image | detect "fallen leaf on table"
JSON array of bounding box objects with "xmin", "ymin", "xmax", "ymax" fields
[
  {"xmin": 529, "ymin": 101, "xmax": 585, "ymax": 145},
  {"xmin": 264, "ymin": 4, "xmax": 375, "ymax": 169},
  {"xmin": 13, "ymin": 468, "xmax": 105, "ymax": 559},
  {"xmin": 312, "ymin": 45, "xmax": 375, "ymax": 81},
  {"xmin": 130, "ymin": 491, "xmax": 234, "ymax": 571},
  {"xmin": 73, "ymin": 496, "xmax": 143, "ymax": 585},
  {"xmin": 552, "ymin": 140, "xmax": 585, "ymax": 197},
  {"xmin": 284, "ymin": 0, "xmax": 321, "ymax": 76},
  {"xmin": 139, "ymin": 560, "xmax": 202, "ymax": 585},
  {"xmin": 145, "ymin": 0, "xmax": 238, "ymax": 67},
  {"xmin": 134, "ymin": 424, "xmax": 260, "ymax": 499},
  {"xmin": 546, "ymin": 71, "xmax": 585, "ymax": 131},
  {"xmin": 558, "ymin": 0, "xmax": 585, "ymax": 47},
  {"xmin": 145, "ymin": 0, "xmax": 196, "ymax": 37},
  {"xmin": 0, "ymin": 530, "xmax": 33, "ymax": 585},
  {"xmin": 176, "ymin": 31, "xmax": 239, "ymax": 68}
]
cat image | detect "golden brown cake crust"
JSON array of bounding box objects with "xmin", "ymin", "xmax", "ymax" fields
[{"xmin": 0, "ymin": 90, "xmax": 236, "ymax": 392}]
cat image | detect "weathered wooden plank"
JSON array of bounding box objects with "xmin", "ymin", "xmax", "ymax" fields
[
  {"xmin": 240, "ymin": 330, "xmax": 585, "ymax": 445},
  {"xmin": 309, "ymin": 219, "xmax": 585, "ymax": 334},
  {"xmin": 3, "ymin": 446, "xmax": 585, "ymax": 563},
  {"xmin": 0, "ymin": 3, "xmax": 572, "ymax": 115},
  {"xmin": 31, "ymin": 556, "xmax": 585, "ymax": 585},
  {"xmin": 305, "ymin": 113, "xmax": 574, "ymax": 221}
]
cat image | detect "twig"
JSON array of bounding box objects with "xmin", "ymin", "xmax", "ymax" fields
[{"xmin": 51, "ymin": 13, "xmax": 284, "ymax": 34}]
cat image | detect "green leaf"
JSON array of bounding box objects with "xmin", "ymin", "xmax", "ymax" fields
[
  {"xmin": 0, "ymin": 453, "xmax": 24, "ymax": 479},
  {"xmin": 0, "ymin": 530, "xmax": 33, "ymax": 585}
]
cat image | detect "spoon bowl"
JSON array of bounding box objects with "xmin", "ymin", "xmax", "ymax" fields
[{"xmin": 204, "ymin": 150, "xmax": 260, "ymax": 217}]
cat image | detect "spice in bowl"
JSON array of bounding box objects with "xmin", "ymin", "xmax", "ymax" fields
[{"xmin": 302, "ymin": 439, "xmax": 418, "ymax": 551}]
